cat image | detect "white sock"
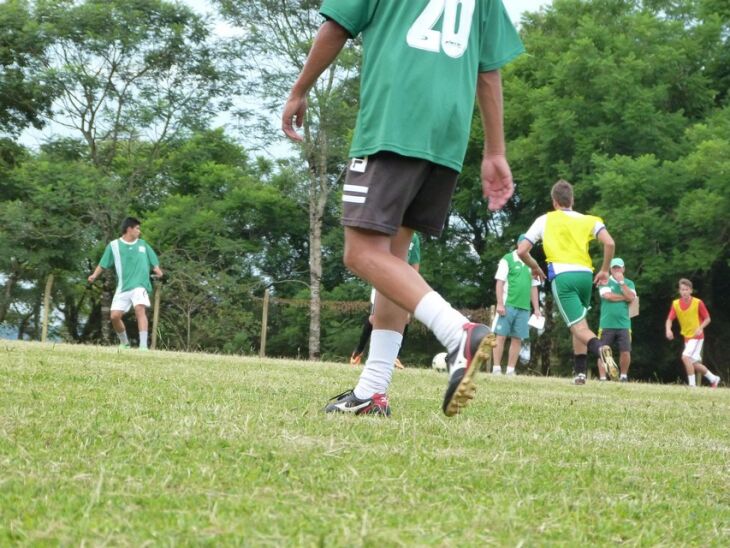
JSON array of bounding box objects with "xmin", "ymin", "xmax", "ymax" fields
[
  {"xmin": 704, "ymin": 372, "xmax": 718, "ymax": 382},
  {"xmin": 414, "ymin": 291, "xmax": 470, "ymax": 353},
  {"xmin": 688, "ymin": 375, "xmax": 696, "ymax": 387},
  {"xmin": 116, "ymin": 331, "xmax": 129, "ymax": 345},
  {"xmin": 139, "ymin": 331, "xmax": 148, "ymax": 349},
  {"xmin": 492, "ymin": 366, "xmax": 502, "ymax": 374},
  {"xmin": 620, "ymin": 374, "xmax": 627, "ymax": 380},
  {"xmin": 506, "ymin": 366, "xmax": 515, "ymax": 375},
  {"xmin": 353, "ymin": 330, "xmax": 402, "ymax": 400}
]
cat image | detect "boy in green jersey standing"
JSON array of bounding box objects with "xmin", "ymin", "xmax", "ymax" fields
[
  {"xmin": 282, "ymin": 0, "xmax": 524, "ymax": 416},
  {"xmin": 597, "ymin": 258, "xmax": 636, "ymax": 382},
  {"xmin": 88, "ymin": 217, "xmax": 163, "ymax": 350},
  {"xmin": 517, "ymin": 180, "xmax": 619, "ymax": 385},
  {"xmin": 492, "ymin": 234, "xmax": 542, "ymax": 376}
]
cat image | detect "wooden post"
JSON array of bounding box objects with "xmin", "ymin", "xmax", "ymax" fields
[
  {"xmin": 41, "ymin": 273, "xmax": 54, "ymax": 343},
  {"xmin": 260, "ymin": 288, "xmax": 270, "ymax": 358},
  {"xmin": 151, "ymin": 280, "xmax": 162, "ymax": 350}
]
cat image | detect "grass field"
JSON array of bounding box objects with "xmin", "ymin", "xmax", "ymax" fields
[{"xmin": 1, "ymin": 341, "xmax": 728, "ymax": 545}]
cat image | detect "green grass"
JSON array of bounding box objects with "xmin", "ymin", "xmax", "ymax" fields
[{"xmin": 1, "ymin": 341, "xmax": 728, "ymax": 546}]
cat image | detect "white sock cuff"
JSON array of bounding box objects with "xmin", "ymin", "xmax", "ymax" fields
[{"xmin": 414, "ymin": 291, "xmax": 447, "ymax": 329}]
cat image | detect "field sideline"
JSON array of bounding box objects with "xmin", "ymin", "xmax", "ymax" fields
[{"xmin": 1, "ymin": 341, "xmax": 728, "ymax": 545}]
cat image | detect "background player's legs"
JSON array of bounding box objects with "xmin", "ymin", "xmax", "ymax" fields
[
  {"xmin": 351, "ymin": 315, "xmax": 373, "ymax": 364},
  {"xmin": 506, "ymin": 337, "xmax": 522, "ymax": 373},
  {"xmin": 110, "ymin": 310, "xmax": 129, "ymax": 346},
  {"xmin": 492, "ymin": 335, "xmax": 506, "ymax": 374},
  {"xmin": 134, "ymin": 304, "xmax": 149, "ymax": 349}
]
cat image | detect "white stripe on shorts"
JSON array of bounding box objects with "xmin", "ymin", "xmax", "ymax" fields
[
  {"xmin": 343, "ymin": 184, "xmax": 368, "ymax": 194},
  {"xmin": 342, "ymin": 195, "xmax": 366, "ymax": 204}
]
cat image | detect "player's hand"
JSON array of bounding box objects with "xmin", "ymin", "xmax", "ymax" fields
[
  {"xmin": 87, "ymin": 274, "xmax": 96, "ymax": 284},
  {"xmin": 665, "ymin": 330, "xmax": 674, "ymax": 340},
  {"xmin": 282, "ymin": 93, "xmax": 308, "ymax": 142},
  {"xmin": 694, "ymin": 327, "xmax": 703, "ymax": 337},
  {"xmin": 594, "ymin": 269, "xmax": 609, "ymax": 286},
  {"xmin": 530, "ymin": 265, "xmax": 546, "ymax": 282},
  {"xmin": 481, "ymin": 154, "xmax": 514, "ymax": 211},
  {"xmin": 496, "ymin": 304, "xmax": 506, "ymax": 316}
]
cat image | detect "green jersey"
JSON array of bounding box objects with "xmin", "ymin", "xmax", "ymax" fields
[
  {"xmin": 99, "ymin": 238, "xmax": 160, "ymax": 294},
  {"xmin": 495, "ymin": 250, "xmax": 536, "ymax": 311},
  {"xmin": 408, "ymin": 233, "xmax": 421, "ymax": 265},
  {"xmin": 320, "ymin": 0, "xmax": 524, "ymax": 172},
  {"xmin": 599, "ymin": 276, "xmax": 636, "ymax": 329}
]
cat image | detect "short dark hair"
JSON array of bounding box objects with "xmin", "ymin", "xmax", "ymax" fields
[
  {"xmin": 121, "ymin": 217, "xmax": 141, "ymax": 235},
  {"xmin": 551, "ymin": 179, "xmax": 574, "ymax": 208}
]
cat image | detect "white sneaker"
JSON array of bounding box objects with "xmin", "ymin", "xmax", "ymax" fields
[{"xmin": 492, "ymin": 368, "xmax": 502, "ymax": 375}]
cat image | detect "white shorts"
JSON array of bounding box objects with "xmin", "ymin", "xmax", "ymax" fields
[
  {"xmin": 111, "ymin": 287, "xmax": 150, "ymax": 313},
  {"xmin": 682, "ymin": 339, "xmax": 703, "ymax": 363}
]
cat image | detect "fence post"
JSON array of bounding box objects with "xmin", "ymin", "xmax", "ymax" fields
[
  {"xmin": 151, "ymin": 280, "xmax": 162, "ymax": 350},
  {"xmin": 260, "ymin": 288, "xmax": 270, "ymax": 358},
  {"xmin": 41, "ymin": 273, "xmax": 54, "ymax": 343}
]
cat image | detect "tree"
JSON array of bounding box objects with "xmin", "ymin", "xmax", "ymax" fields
[
  {"xmin": 214, "ymin": 0, "xmax": 359, "ymax": 359},
  {"xmin": 0, "ymin": 0, "xmax": 57, "ymax": 135}
]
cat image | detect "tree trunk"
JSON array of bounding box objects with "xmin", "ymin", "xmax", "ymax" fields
[
  {"xmin": 41, "ymin": 273, "xmax": 54, "ymax": 342},
  {"xmin": 101, "ymin": 273, "xmax": 113, "ymax": 343},
  {"xmin": 0, "ymin": 267, "xmax": 20, "ymax": 324},
  {"xmin": 307, "ymin": 173, "xmax": 325, "ymax": 360}
]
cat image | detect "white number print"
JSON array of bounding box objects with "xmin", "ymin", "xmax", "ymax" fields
[{"xmin": 406, "ymin": 0, "xmax": 476, "ymax": 58}]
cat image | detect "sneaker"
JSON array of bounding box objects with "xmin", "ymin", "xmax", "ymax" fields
[
  {"xmin": 492, "ymin": 367, "xmax": 502, "ymax": 375},
  {"xmin": 349, "ymin": 352, "xmax": 363, "ymax": 366},
  {"xmin": 139, "ymin": 347, "xmax": 149, "ymax": 352},
  {"xmin": 573, "ymin": 373, "xmax": 586, "ymax": 385},
  {"xmin": 442, "ymin": 323, "xmax": 492, "ymax": 417},
  {"xmin": 619, "ymin": 377, "xmax": 628, "ymax": 383},
  {"xmin": 118, "ymin": 343, "xmax": 131, "ymax": 350},
  {"xmin": 710, "ymin": 376, "xmax": 721, "ymax": 389},
  {"xmin": 324, "ymin": 389, "xmax": 391, "ymax": 416},
  {"xmin": 600, "ymin": 346, "xmax": 619, "ymax": 381},
  {"xmin": 505, "ymin": 369, "xmax": 516, "ymax": 376}
]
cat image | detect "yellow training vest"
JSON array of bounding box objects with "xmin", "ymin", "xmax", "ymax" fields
[
  {"xmin": 543, "ymin": 210, "xmax": 602, "ymax": 269},
  {"xmin": 672, "ymin": 298, "xmax": 700, "ymax": 339}
]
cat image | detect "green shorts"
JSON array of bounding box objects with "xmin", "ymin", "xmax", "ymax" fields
[{"xmin": 551, "ymin": 271, "xmax": 593, "ymax": 327}]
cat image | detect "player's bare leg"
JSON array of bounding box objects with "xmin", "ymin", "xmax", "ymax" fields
[
  {"xmin": 134, "ymin": 304, "xmax": 149, "ymax": 350},
  {"xmin": 110, "ymin": 310, "xmax": 130, "ymax": 348}
]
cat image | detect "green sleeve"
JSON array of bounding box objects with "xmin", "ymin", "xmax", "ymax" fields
[
  {"xmin": 99, "ymin": 243, "xmax": 114, "ymax": 269},
  {"xmin": 479, "ymin": 0, "xmax": 525, "ymax": 72},
  {"xmin": 320, "ymin": 0, "xmax": 379, "ymax": 37},
  {"xmin": 146, "ymin": 242, "xmax": 160, "ymax": 268}
]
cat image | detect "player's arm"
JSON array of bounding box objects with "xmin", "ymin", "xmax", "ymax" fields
[
  {"xmin": 495, "ymin": 279, "xmax": 506, "ymax": 315},
  {"xmin": 282, "ymin": 20, "xmax": 349, "ymax": 141},
  {"xmin": 477, "ymin": 70, "xmax": 513, "ymax": 211},
  {"xmin": 517, "ymin": 240, "xmax": 546, "ymax": 281},
  {"xmin": 665, "ymin": 309, "xmax": 675, "ymax": 340},
  {"xmin": 594, "ymin": 228, "xmax": 615, "ymax": 286},
  {"xmin": 531, "ymin": 285, "xmax": 541, "ymax": 316},
  {"xmin": 88, "ymin": 265, "xmax": 104, "ymax": 284},
  {"xmin": 696, "ymin": 301, "xmax": 711, "ymax": 336}
]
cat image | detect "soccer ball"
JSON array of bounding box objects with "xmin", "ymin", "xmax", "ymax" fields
[{"xmin": 432, "ymin": 351, "xmax": 448, "ymax": 372}]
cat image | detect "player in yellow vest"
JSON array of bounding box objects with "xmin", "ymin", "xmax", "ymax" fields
[
  {"xmin": 517, "ymin": 180, "xmax": 619, "ymax": 384},
  {"xmin": 665, "ymin": 278, "xmax": 720, "ymax": 388}
]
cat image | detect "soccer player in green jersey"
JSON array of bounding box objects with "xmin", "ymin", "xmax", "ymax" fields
[
  {"xmin": 88, "ymin": 217, "xmax": 163, "ymax": 350},
  {"xmin": 492, "ymin": 234, "xmax": 542, "ymax": 376},
  {"xmin": 597, "ymin": 258, "xmax": 637, "ymax": 382},
  {"xmin": 517, "ymin": 180, "xmax": 619, "ymax": 385},
  {"xmin": 282, "ymin": 0, "xmax": 524, "ymax": 416}
]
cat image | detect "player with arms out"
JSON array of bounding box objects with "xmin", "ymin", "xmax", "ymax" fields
[
  {"xmin": 282, "ymin": 0, "xmax": 524, "ymax": 416},
  {"xmin": 665, "ymin": 278, "xmax": 720, "ymax": 388},
  {"xmin": 88, "ymin": 217, "xmax": 163, "ymax": 350}
]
